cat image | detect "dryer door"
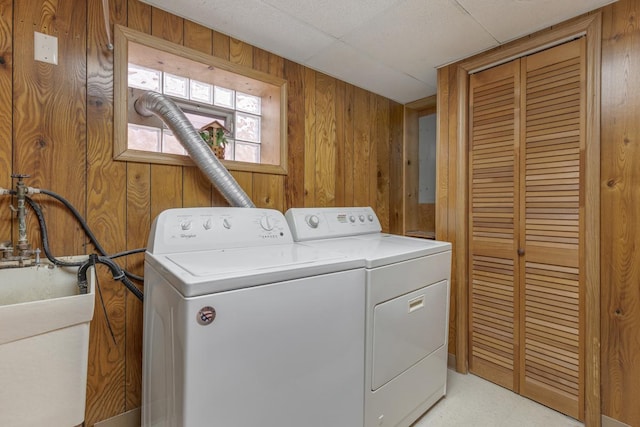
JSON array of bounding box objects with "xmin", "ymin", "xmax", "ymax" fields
[{"xmin": 371, "ymin": 279, "xmax": 448, "ymax": 390}]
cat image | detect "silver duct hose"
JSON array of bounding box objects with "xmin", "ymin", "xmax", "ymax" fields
[{"xmin": 134, "ymin": 91, "xmax": 255, "ymax": 208}]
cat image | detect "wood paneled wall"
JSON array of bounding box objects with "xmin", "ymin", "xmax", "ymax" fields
[
  {"xmin": 436, "ymin": 65, "xmax": 460, "ymax": 360},
  {"xmin": 438, "ymin": 0, "xmax": 640, "ymax": 425},
  {"xmin": 0, "ymin": 0, "xmax": 403, "ymax": 424},
  {"xmin": 600, "ymin": 0, "xmax": 640, "ymax": 425}
]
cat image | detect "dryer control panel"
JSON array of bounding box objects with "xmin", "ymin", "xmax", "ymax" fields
[
  {"xmin": 147, "ymin": 207, "xmax": 292, "ymax": 254},
  {"xmin": 285, "ymin": 207, "xmax": 381, "ymax": 241}
]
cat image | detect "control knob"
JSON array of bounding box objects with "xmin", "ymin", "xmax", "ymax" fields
[
  {"xmin": 180, "ymin": 220, "xmax": 192, "ymax": 231},
  {"xmin": 359, "ymin": 215, "xmax": 365, "ymax": 222},
  {"xmin": 306, "ymin": 215, "xmax": 320, "ymax": 229},
  {"xmin": 260, "ymin": 215, "xmax": 275, "ymax": 231},
  {"xmin": 223, "ymin": 218, "xmax": 231, "ymax": 229},
  {"xmin": 368, "ymin": 214, "xmax": 374, "ymax": 222}
]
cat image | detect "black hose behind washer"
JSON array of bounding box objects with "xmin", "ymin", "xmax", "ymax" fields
[
  {"xmin": 29, "ymin": 190, "xmax": 144, "ymax": 281},
  {"xmin": 25, "ymin": 196, "xmax": 80, "ymax": 268},
  {"xmin": 25, "ymin": 196, "xmax": 144, "ymax": 301},
  {"xmin": 78, "ymin": 254, "xmax": 144, "ymax": 301}
]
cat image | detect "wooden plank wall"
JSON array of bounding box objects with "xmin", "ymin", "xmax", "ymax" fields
[
  {"xmin": 417, "ymin": 204, "xmax": 435, "ymax": 233},
  {"xmin": 0, "ymin": 0, "xmax": 403, "ymax": 424},
  {"xmin": 0, "ymin": 0, "xmax": 11, "ymax": 242},
  {"xmin": 437, "ymin": 65, "xmax": 461, "ymax": 361},
  {"xmin": 600, "ymin": 0, "xmax": 640, "ymax": 425},
  {"xmin": 438, "ymin": 0, "xmax": 640, "ymax": 425}
]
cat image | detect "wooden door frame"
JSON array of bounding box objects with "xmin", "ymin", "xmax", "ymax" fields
[
  {"xmin": 404, "ymin": 95, "xmax": 437, "ymax": 236},
  {"xmin": 449, "ymin": 12, "xmax": 601, "ymax": 426}
]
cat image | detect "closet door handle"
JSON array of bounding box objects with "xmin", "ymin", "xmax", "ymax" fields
[{"xmin": 517, "ymin": 248, "xmax": 525, "ymax": 256}]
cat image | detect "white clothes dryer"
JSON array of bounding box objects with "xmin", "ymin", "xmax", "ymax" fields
[
  {"xmin": 142, "ymin": 207, "xmax": 365, "ymax": 427},
  {"xmin": 286, "ymin": 207, "xmax": 452, "ymax": 427}
]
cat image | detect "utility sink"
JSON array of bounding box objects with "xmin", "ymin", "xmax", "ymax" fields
[{"xmin": 0, "ymin": 256, "xmax": 95, "ymax": 427}]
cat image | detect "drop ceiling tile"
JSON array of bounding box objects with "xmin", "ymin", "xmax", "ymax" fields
[
  {"xmin": 140, "ymin": 0, "xmax": 614, "ymax": 103},
  {"xmin": 341, "ymin": 0, "xmax": 498, "ymax": 81},
  {"xmin": 456, "ymin": 0, "xmax": 617, "ymax": 43},
  {"xmin": 261, "ymin": 0, "xmax": 403, "ymax": 38},
  {"xmin": 306, "ymin": 41, "xmax": 436, "ymax": 103},
  {"xmin": 141, "ymin": 0, "xmax": 335, "ymax": 64}
]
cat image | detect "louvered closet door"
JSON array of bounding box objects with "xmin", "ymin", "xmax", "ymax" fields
[
  {"xmin": 468, "ymin": 60, "xmax": 520, "ymax": 391},
  {"xmin": 519, "ymin": 38, "xmax": 585, "ymax": 419}
]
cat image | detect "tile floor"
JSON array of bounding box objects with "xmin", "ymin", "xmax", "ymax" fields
[{"xmin": 412, "ymin": 370, "xmax": 584, "ymax": 427}]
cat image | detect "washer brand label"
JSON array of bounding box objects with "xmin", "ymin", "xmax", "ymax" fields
[
  {"xmin": 180, "ymin": 233, "xmax": 196, "ymax": 239},
  {"xmin": 197, "ymin": 306, "xmax": 216, "ymax": 325}
]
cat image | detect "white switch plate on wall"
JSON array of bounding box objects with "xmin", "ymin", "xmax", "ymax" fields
[{"xmin": 34, "ymin": 31, "xmax": 58, "ymax": 65}]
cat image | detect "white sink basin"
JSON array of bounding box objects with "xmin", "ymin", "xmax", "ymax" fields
[{"xmin": 0, "ymin": 256, "xmax": 95, "ymax": 427}]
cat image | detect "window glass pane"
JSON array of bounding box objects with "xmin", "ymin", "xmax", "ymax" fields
[
  {"xmin": 162, "ymin": 130, "xmax": 187, "ymax": 155},
  {"xmin": 224, "ymin": 139, "xmax": 235, "ymax": 160},
  {"xmin": 235, "ymin": 113, "xmax": 261, "ymax": 143},
  {"xmin": 128, "ymin": 124, "xmax": 161, "ymax": 151},
  {"xmin": 190, "ymin": 80, "xmax": 213, "ymax": 104},
  {"xmin": 164, "ymin": 73, "xmax": 189, "ymax": 98},
  {"xmin": 236, "ymin": 92, "xmax": 261, "ymax": 114},
  {"xmin": 128, "ymin": 64, "xmax": 161, "ymax": 91},
  {"xmin": 214, "ymin": 86, "xmax": 235, "ymax": 108},
  {"xmin": 235, "ymin": 141, "xmax": 260, "ymax": 163},
  {"xmin": 183, "ymin": 111, "xmax": 224, "ymax": 131}
]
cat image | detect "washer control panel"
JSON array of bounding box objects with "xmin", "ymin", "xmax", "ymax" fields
[
  {"xmin": 148, "ymin": 207, "xmax": 292, "ymax": 254},
  {"xmin": 285, "ymin": 207, "xmax": 381, "ymax": 241}
]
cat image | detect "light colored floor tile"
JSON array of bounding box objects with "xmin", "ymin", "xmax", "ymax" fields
[{"xmin": 412, "ymin": 370, "xmax": 584, "ymax": 427}]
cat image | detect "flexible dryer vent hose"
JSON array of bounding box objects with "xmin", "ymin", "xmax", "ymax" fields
[{"xmin": 134, "ymin": 91, "xmax": 255, "ymax": 208}]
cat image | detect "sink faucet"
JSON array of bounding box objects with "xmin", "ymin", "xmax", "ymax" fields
[{"xmin": 0, "ymin": 174, "xmax": 39, "ymax": 268}]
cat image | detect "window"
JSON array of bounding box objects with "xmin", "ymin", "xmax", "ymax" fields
[
  {"xmin": 114, "ymin": 25, "xmax": 288, "ymax": 175},
  {"xmin": 127, "ymin": 70, "xmax": 263, "ymax": 163}
]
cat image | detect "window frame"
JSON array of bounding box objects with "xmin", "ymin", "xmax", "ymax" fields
[{"xmin": 114, "ymin": 25, "xmax": 288, "ymax": 175}]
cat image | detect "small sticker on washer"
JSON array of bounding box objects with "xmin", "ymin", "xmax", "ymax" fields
[{"xmin": 197, "ymin": 306, "xmax": 216, "ymax": 325}]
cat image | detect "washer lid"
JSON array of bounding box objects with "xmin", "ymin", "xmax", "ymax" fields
[
  {"xmin": 146, "ymin": 242, "xmax": 364, "ymax": 297},
  {"xmin": 302, "ymin": 234, "xmax": 451, "ymax": 268}
]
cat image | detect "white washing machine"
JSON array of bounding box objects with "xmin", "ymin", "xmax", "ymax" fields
[
  {"xmin": 286, "ymin": 207, "xmax": 452, "ymax": 427},
  {"xmin": 142, "ymin": 207, "xmax": 366, "ymax": 427}
]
